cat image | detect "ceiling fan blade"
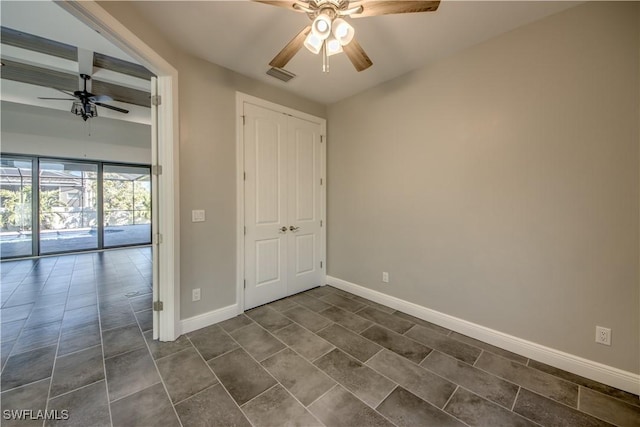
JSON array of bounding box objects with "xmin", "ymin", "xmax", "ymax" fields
[
  {"xmin": 94, "ymin": 102, "xmax": 129, "ymax": 114},
  {"xmin": 254, "ymin": 0, "xmax": 307, "ymax": 13},
  {"xmin": 89, "ymin": 95, "xmax": 113, "ymax": 103},
  {"xmin": 38, "ymin": 97, "xmax": 75, "ymax": 100},
  {"xmin": 350, "ymin": 1, "xmax": 440, "ymax": 18},
  {"xmin": 269, "ymin": 25, "xmax": 312, "ymax": 69},
  {"xmin": 343, "ymin": 39, "xmax": 373, "ymax": 72},
  {"xmin": 56, "ymin": 88, "xmax": 77, "ymax": 97}
]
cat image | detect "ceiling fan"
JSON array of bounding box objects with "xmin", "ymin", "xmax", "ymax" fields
[
  {"xmin": 38, "ymin": 73, "xmax": 129, "ymax": 121},
  {"xmin": 256, "ymin": 0, "xmax": 441, "ymax": 72}
]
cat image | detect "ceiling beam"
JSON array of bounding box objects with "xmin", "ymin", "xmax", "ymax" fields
[
  {"xmin": 1, "ymin": 26, "xmax": 77, "ymax": 61},
  {"xmin": 93, "ymin": 52, "xmax": 154, "ymax": 80}
]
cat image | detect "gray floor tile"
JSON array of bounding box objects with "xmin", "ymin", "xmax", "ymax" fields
[
  {"xmin": 217, "ymin": 314, "xmax": 254, "ymax": 333},
  {"xmin": 129, "ymin": 293, "xmax": 152, "ymax": 312},
  {"xmin": 309, "ymin": 385, "xmax": 395, "ymax": 427},
  {"xmin": 241, "ymin": 384, "xmax": 323, "ymax": 427},
  {"xmin": 65, "ymin": 292, "xmax": 97, "ymax": 311},
  {"xmin": 105, "ymin": 346, "xmax": 161, "ymax": 402},
  {"xmin": 476, "ymin": 351, "xmax": 578, "ymax": 407},
  {"xmin": 188, "ymin": 324, "xmax": 239, "ymax": 361},
  {"xmin": 321, "ymin": 292, "xmax": 366, "ymax": 312},
  {"xmin": 317, "ymin": 323, "xmax": 382, "ymax": 362},
  {"xmin": 1, "ymin": 319, "xmax": 25, "ymax": 343},
  {"xmin": 262, "ymin": 348, "xmax": 336, "ymax": 406},
  {"xmin": 58, "ymin": 322, "xmax": 101, "ymax": 356},
  {"xmin": 46, "ymin": 380, "xmax": 111, "ymax": 427},
  {"xmin": 304, "ymin": 286, "xmax": 334, "ymax": 299},
  {"xmin": 273, "ymin": 323, "xmax": 334, "ymax": 361},
  {"xmin": 288, "ymin": 293, "xmax": 333, "ymax": 312},
  {"xmin": 361, "ymin": 324, "xmax": 431, "ymax": 363},
  {"xmin": 245, "ymin": 305, "xmax": 292, "ymax": 332},
  {"xmin": 175, "ymin": 384, "xmax": 251, "ymax": 427},
  {"xmin": 367, "ymin": 349, "xmax": 457, "ymax": 409},
  {"xmin": 513, "ymin": 388, "xmax": 613, "ymax": 427},
  {"xmin": 231, "ymin": 323, "xmax": 286, "ymax": 361},
  {"xmin": 1, "ymin": 345, "xmax": 56, "ymax": 391},
  {"xmin": 33, "ymin": 291, "xmax": 68, "ymax": 308},
  {"xmin": 377, "ymin": 386, "xmax": 466, "ymax": 427},
  {"xmin": 61, "ymin": 305, "xmax": 99, "ymax": 333},
  {"xmin": 579, "ymin": 386, "xmax": 640, "ymax": 427},
  {"xmin": 319, "ymin": 305, "xmax": 373, "ymax": 333},
  {"xmin": 528, "ymin": 359, "xmax": 640, "ymax": 408},
  {"xmin": 422, "ymin": 350, "xmax": 519, "ymax": 408},
  {"xmin": 405, "ymin": 324, "xmax": 481, "ymax": 364},
  {"xmin": 4, "ymin": 291, "xmax": 38, "ymax": 308},
  {"xmin": 156, "ymin": 347, "xmax": 218, "ymax": 403},
  {"xmin": 0, "ymin": 378, "xmax": 50, "ymax": 427},
  {"xmin": 100, "ymin": 304, "xmax": 137, "ymax": 331},
  {"xmin": 315, "ymin": 348, "xmax": 396, "ymax": 407},
  {"xmin": 50, "ymin": 345, "xmax": 104, "ymax": 398},
  {"xmin": 102, "ymin": 323, "xmax": 145, "ymax": 359},
  {"xmin": 282, "ymin": 305, "xmax": 332, "ymax": 333},
  {"xmin": 144, "ymin": 330, "xmax": 192, "ymax": 360},
  {"xmin": 449, "ymin": 331, "xmax": 528, "ymax": 364},
  {"xmin": 208, "ymin": 347, "xmax": 277, "ymax": 405},
  {"xmin": 111, "ymin": 383, "xmax": 180, "ymax": 427},
  {"xmin": 12, "ymin": 321, "xmax": 61, "ymax": 354},
  {"xmin": 135, "ymin": 309, "xmax": 153, "ymax": 332},
  {"xmin": 445, "ymin": 387, "xmax": 537, "ymax": 427},
  {"xmin": 1, "ymin": 340, "xmax": 15, "ymax": 370},
  {"xmin": 357, "ymin": 306, "xmax": 414, "ymax": 334},
  {"xmin": 362, "ymin": 299, "xmax": 397, "ymax": 314},
  {"xmin": 267, "ymin": 297, "xmax": 299, "ymax": 312}
]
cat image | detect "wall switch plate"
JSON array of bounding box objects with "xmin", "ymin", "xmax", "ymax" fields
[
  {"xmin": 595, "ymin": 326, "xmax": 611, "ymax": 346},
  {"xmin": 192, "ymin": 288, "xmax": 201, "ymax": 302},
  {"xmin": 382, "ymin": 272, "xmax": 389, "ymax": 283},
  {"xmin": 192, "ymin": 210, "xmax": 205, "ymax": 222}
]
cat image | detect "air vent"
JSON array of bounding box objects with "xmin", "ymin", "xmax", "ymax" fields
[{"xmin": 266, "ymin": 67, "xmax": 296, "ymax": 82}]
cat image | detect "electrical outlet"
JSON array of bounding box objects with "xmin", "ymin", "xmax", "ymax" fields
[
  {"xmin": 191, "ymin": 210, "xmax": 205, "ymax": 222},
  {"xmin": 595, "ymin": 326, "xmax": 611, "ymax": 346},
  {"xmin": 382, "ymin": 272, "xmax": 389, "ymax": 283},
  {"xmin": 192, "ymin": 288, "xmax": 201, "ymax": 302}
]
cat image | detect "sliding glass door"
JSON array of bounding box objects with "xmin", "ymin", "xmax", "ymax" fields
[
  {"xmin": 39, "ymin": 160, "xmax": 99, "ymax": 254},
  {"xmin": 103, "ymin": 165, "xmax": 151, "ymax": 248},
  {"xmin": 0, "ymin": 157, "xmax": 34, "ymax": 258},
  {"xmin": 0, "ymin": 154, "xmax": 151, "ymax": 259}
]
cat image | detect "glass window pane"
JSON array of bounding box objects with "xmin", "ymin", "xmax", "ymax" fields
[
  {"xmin": 103, "ymin": 165, "xmax": 151, "ymax": 247},
  {"xmin": 39, "ymin": 160, "xmax": 98, "ymax": 254},
  {"xmin": 0, "ymin": 157, "xmax": 33, "ymax": 258}
]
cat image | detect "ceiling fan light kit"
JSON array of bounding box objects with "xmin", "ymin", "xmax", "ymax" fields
[{"xmin": 258, "ymin": 0, "xmax": 441, "ymax": 73}]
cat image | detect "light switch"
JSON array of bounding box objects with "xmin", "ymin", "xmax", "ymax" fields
[{"xmin": 192, "ymin": 210, "xmax": 205, "ymax": 222}]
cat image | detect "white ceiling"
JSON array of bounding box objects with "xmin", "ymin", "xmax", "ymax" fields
[{"xmin": 132, "ymin": 0, "xmax": 581, "ymax": 104}]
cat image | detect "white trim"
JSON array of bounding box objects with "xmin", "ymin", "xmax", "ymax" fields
[
  {"xmin": 236, "ymin": 92, "xmax": 327, "ymax": 312},
  {"xmin": 327, "ymin": 276, "xmax": 640, "ymax": 396},
  {"xmin": 179, "ymin": 304, "xmax": 240, "ymax": 335},
  {"xmin": 57, "ymin": 1, "xmax": 181, "ymax": 341}
]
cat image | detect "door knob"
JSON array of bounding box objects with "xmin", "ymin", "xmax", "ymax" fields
[
  {"xmin": 279, "ymin": 226, "xmax": 288, "ymax": 233},
  {"xmin": 289, "ymin": 226, "xmax": 300, "ymax": 232}
]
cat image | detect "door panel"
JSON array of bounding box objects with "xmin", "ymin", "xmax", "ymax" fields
[
  {"xmin": 244, "ymin": 104, "xmax": 288, "ymax": 309},
  {"xmin": 286, "ymin": 116, "xmax": 323, "ymax": 295}
]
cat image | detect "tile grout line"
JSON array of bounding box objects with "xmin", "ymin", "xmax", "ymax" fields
[
  {"xmin": 441, "ymin": 384, "xmax": 459, "ymax": 410},
  {"xmin": 185, "ymin": 332, "xmax": 258, "ymax": 427},
  {"xmin": 511, "ymin": 386, "xmax": 521, "ymax": 411}
]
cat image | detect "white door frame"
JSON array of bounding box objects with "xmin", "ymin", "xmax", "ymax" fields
[
  {"xmin": 236, "ymin": 92, "xmax": 326, "ymax": 311},
  {"xmin": 59, "ymin": 1, "xmax": 181, "ymax": 341}
]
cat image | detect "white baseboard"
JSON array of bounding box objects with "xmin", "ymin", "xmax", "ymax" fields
[
  {"xmin": 326, "ymin": 276, "xmax": 640, "ymax": 396},
  {"xmin": 179, "ymin": 304, "xmax": 240, "ymax": 335}
]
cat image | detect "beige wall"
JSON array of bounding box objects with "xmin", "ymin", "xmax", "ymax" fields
[
  {"xmin": 327, "ymin": 1, "xmax": 639, "ymax": 373},
  {"xmin": 1, "ymin": 101, "xmax": 151, "ymax": 164},
  {"xmin": 98, "ymin": 2, "xmax": 326, "ymax": 319}
]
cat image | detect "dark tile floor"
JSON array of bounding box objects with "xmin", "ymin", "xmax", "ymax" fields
[{"xmin": 1, "ymin": 249, "xmax": 639, "ymax": 427}]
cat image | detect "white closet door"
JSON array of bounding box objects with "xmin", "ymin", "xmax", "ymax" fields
[
  {"xmin": 286, "ymin": 115, "xmax": 323, "ymax": 295},
  {"xmin": 244, "ymin": 103, "xmax": 288, "ymax": 309}
]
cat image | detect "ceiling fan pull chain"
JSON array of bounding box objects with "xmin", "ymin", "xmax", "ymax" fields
[{"xmin": 323, "ymin": 42, "xmax": 329, "ymax": 73}]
